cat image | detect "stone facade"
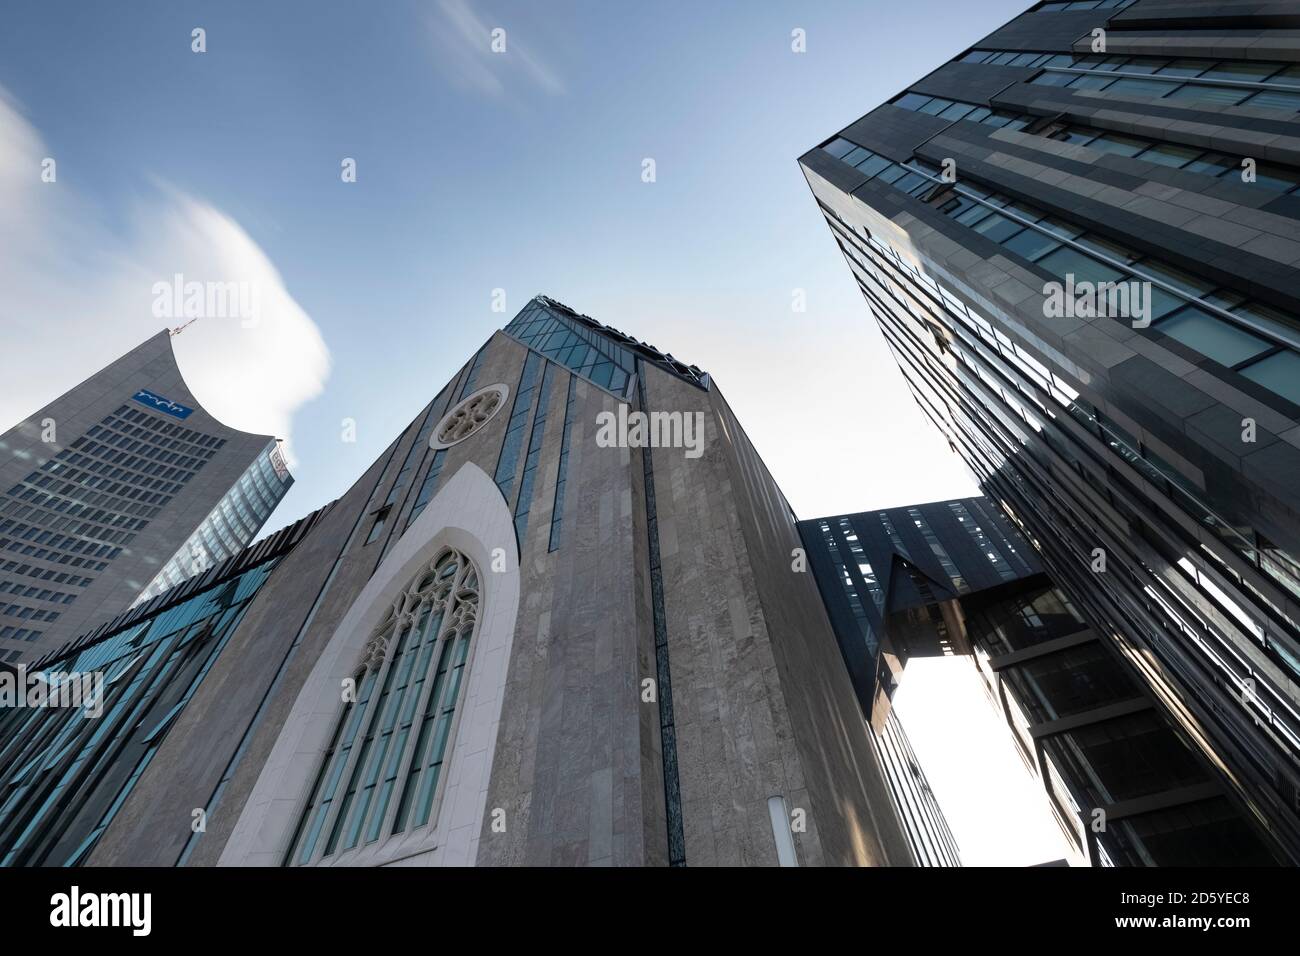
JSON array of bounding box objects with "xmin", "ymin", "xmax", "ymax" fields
[{"xmin": 54, "ymin": 301, "xmax": 912, "ymax": 867}]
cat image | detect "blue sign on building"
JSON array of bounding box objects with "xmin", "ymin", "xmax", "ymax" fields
[{"xmin": 132, "ymin": 388, "xmax": 194, "ymax": 419}]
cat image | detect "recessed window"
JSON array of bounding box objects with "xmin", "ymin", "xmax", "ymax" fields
[
  {"xmin": 842, "ymin": 146, "xmax": 871, "ymax": 167},
  {"xmin": 1133, "ymin": 143, "xmax": 1202, "ymax": 168},
  {"xmin": 1002, "ymin": 228, "xmax": 1060, "ymax": 262},
  {"xmin": 1241, "ymin": 351, "xmax": 1300, "ymax": 405},
  {"xmin": 1164, "ymin": 85, "xmax": 1250, "ymax": 106},
  {"xmin": 1157, "ymin": 58, "xmax": 1213, "ymax": 77},
  {"xmin": 1067, "ymin": 74, "xmax": 1115, "ymax": 91},
  {"xmin": 1243, "ymin": 89, "xmax": 1300, "ymax": 112},
  {"xmin": 364, "ymin": 506, "xmax": 390, "ymax": 545},
  {"xmin": 822, "ymin": 137, "xmax": 856, "ymax": 159},
  {"xmin": 1037, "ymin": 246, "xmax": 1125, "ymax": 287},
  {"xmin": 1155, "ymin": 307, "xmax": 1273, "ymax": 367},
  {"xmin": 972, "ymin": 212, "xmax": 1024, "ymax": 243},
  {"xmin": 895, "ymin": 93, "xmax": 930, "ymax": 110},
  {"xmin": 1202, "ymin": 62, "xmax": 1285, "ymax": 83},
  {"xmin": 287, "ymin": 549, "xmax": 481, "ymax": 864},
  {"xmin": 856, "ymin": 154, "xmax": 892, "ymax": 178}
]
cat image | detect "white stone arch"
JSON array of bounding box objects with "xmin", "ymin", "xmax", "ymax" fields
[{"xmin": 219, "ymin": 462, "xmax": 520, "ymax": 866}]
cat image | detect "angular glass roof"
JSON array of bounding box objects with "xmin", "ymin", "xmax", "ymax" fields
[{"xmin": 504, "ymin": 296, "xmax": 709, "ymax": 399}]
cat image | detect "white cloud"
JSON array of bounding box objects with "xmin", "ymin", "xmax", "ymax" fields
[
  {"xmin": 428, "ymin": 0, "xmax": 565, "ymax": 98},
  {"xmin": 0, "ymin": 88, "xmax": 329, "ymax": 466}
]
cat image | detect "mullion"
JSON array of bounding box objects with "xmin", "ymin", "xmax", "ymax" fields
[{"xmin": 372, "ymin": 604, "xmax": 444, "ymax": 842}]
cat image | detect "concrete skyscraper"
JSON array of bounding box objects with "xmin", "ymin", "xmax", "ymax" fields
[
  {"xmin": 0, "ymin": 331, "xmax": 292, "ymax": 664},
  {"xmin": 802, "ymin": 0, "xmax": 1300, "ymax": 862}
]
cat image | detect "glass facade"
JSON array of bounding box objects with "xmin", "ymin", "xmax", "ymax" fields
[
  {"xmin": 512, "ymin": 363, "xmax": 558, "ymax": 542},
  {"xmin": 870, "ymin": 707, "xmax": 961, "ymax": 866},
  {"xmin": 805, "ymin": 504, "xmax": 1283, "ymax": 865},
  {"xmin": 494, "ymin": 352, "xmax": 544, "ymax": 503},
  {"xmin": 820, "ymin": 138, "xmax": 1300, "ymax": 413},
  {"xmin": 504, "ymin": 300, "xmax": 634, "ymax": 398},
  {"xmin": 0, "ymin": 550, "xmax": 283, "ymax": 865},
  {"xmin": 547, "ymin": 377, "xmax": 578, "ymax": 552},
  {"xmin": 137, "ymin": 440, "xmax": 292, "ymax": 602}
]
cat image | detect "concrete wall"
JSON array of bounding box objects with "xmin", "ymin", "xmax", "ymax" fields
[{"xmin": 641, "ymin": 366, "xmax": 914, "ymax": 866}]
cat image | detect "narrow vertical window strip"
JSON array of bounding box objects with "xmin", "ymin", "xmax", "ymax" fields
[
  {"xmin": 548, "ymin": 377, "xmax": 578, "ymax": 552},
  {"xmin": 513, "ymin": 363, "xmax": 558, "ymax": 545},
  {"xmin": 494, "ymin": 352, "xmax": 544, "ymax": 503},
  {"xmin": 637, "ymin": 363, "xmax": 685, "ymax": 865}
]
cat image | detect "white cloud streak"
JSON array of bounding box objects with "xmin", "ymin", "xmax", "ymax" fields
[
  {"xmin": 428, "ymin": 0, "xmax": 565, "ymax": 98},
  {"xmin": 0, "ymin": 88, "xmax": 329, "ymax": 466}
]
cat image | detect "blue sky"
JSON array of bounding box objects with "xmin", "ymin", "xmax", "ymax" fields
[
  {"xmin": 0, "ymin": 0, "xmax": 1069, "ymax": 863},
  {"xmin": 0, "ymin": 0, "xmax": 1034, "ymax": 527}
]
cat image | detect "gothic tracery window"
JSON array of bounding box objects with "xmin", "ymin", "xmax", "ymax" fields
[{"xmin": 287, "ymin": 548, "xmax": 480, "ymax": 864}]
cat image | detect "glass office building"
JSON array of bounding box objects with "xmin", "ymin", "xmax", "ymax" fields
[
  {"xmin": 801, "ymin": 0, "xmax": 1300, "ymax": 863},
  {"xmin": 136, "ymin": 441, "xmax": 293, "ymax": 602}
]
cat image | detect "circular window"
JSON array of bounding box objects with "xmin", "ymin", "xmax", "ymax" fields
[{"xmin": 429, "ymin": 384, "xmax": 509, "ymax": 449}]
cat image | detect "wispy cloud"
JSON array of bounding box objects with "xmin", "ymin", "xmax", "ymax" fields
[
  {"xmin": 428, "ymin": 0, "xmax": 565, "ymax": 98},
  {"xmin": 0, "ymin": 88, "xmax": 329, "ymax": 465}
]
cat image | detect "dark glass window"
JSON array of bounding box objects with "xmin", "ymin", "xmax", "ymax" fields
[
  {"xmin": 1002, "ymin": 643, "xmax": 1141, "ymax": 723},
  {"xmin": 548, "ymin": 377, "xmax": 578, "ymax": 552},
  {"xmin": 0, "ymin": 557, "xmax": 280, "ymax": 865},
  {"xmin": 1105, "ymin": 797, "xmax": 1277, "ymax": 866},
  {"xmin": 1043, "ymin": 710, "xmax": 1210, "ymax": 806}
]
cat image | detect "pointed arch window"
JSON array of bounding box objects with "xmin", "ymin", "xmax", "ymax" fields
[{"xmin": 286, "ymin": 548, "xmax": 479, "ymax": 864}]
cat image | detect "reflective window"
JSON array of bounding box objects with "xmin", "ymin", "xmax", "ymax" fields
[
  {"xmin": 1042, "ymin": 710, "xmax": 1210, "ymax": 806},
  {"xmin": 1002, "ymin": 642, "xmax": 1141, "ymax": 722},
  {"xmin": 1240, "ymin": 351, "xmax": 1300, "ymax": 405},
  {"xmin": 0, "ymin": 556, "xmax": 280, "ymax": 865},
  {"xmin": 503, "ymin": 302, "xmax": 634, "ymax": 398},
  {"xmin": 1154, "ymin": 307, "xmax": 1273, "ymax": 368},
  {"xmin": 1106, "ymin": 796, "xmax": 1277, "ymax": 866},
  {"xmin": 513, "ymin": 363, "xmax": 559, "ymax": 542},
  {"xmin": 494, "ymin": 353, "xmax": 544, "ymax": 502}
]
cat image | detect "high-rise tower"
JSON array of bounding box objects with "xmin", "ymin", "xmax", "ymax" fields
[
  {"xmin": 0, "ymin": 331, "xmax": 292, "ymax": 663},
  {"xmin": 801, "ymin": 0, "xmax": 1300, "ymax": 862}
]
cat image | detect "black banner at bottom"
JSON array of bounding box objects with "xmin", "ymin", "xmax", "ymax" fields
[{"xmin": 0, "ymin": 864, "xmax": 1288, "ymax": 942}]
